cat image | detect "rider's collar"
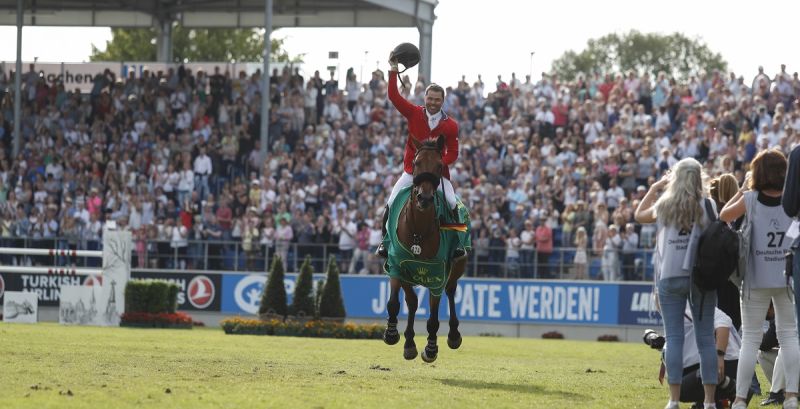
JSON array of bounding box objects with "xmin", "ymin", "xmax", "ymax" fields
[{"xmin": 424, "ymin": 108, "xmax": 446, "ymax": 121}]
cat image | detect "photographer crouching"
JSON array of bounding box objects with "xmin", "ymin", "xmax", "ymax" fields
[{"xmin": 646, "ymin": 305, "xmax": 754, "ymax": 408}]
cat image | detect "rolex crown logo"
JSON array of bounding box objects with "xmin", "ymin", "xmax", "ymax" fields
[{"xmin": 416, "ymin": 267, "xmax": 430, "ymax": 276}]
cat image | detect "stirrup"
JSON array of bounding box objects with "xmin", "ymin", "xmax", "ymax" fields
[
  {"xmin": 453, "ymin": 248, "xmax": 466, "ymax": 260},
  {"xmin": 376, "ymin": 243, "xmax": 388, "ymax": 258}
]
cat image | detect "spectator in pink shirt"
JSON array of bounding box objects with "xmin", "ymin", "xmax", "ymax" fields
[
  {"xmin": 535, "ymin": 220, "xmax": 553, "ymax": 279},
  {"xmin": 86, "ymin": 187, "xmax": 103, "ymax": 217}
]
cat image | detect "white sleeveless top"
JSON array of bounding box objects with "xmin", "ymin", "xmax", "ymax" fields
[
  {"xmin": 655, "ymin": 199, "xmax": 714, "ymax": 280},
  {"xmin": 747, "ymin": 191, "xmax": 792, "ymax": 289}
]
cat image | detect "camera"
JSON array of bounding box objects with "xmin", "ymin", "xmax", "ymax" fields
[
  {"xmin": 717, "ymin": 376, "xmax": 735, "ymax": 397},
  {"xmin": 643, "ymin": 329, "xmax": 665, "ymax": 350}
]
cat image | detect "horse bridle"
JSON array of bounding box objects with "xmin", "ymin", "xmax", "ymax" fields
[{"xmin": 412, "ymin": 144, "xmax": 443, "ymax": 209}]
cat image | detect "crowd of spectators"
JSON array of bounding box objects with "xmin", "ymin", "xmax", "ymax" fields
[{"xmin": 0, "ymin": 60, "xmax": 799, "ymax": 279}]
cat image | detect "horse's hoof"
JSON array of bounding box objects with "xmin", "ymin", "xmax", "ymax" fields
[
  {"xmin": 403, "ymin": 347, "xmax": 418, "ymax": 360},
  {"xmin": 421, "ymin": 349, "xmax": 438, "ymax": 363},
  {"xmin": 383, "ymin": 329, "xmax": 400, "ymax": 345},
  {"xmin": 447, "ymin": 333, "xmax": 462, "ymax": 350}
]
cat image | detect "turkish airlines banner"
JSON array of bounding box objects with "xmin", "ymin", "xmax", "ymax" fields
[
  {"xmin": 0, "ymin": 271, "xmax": 221, "ymax": 311},
  {"xmin": 132, "ymin": 272, "xmax": 221, "ymax": 312}
]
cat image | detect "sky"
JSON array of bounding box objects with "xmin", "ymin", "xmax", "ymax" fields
[{"xmin": 1, "ymin": 0, "xmax": 799, "ymax": 88}]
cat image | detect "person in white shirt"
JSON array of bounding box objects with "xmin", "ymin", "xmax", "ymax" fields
[
  {"xmin": 193, "ymin": 145, "xmax": 213, "ymax": 201},
  {"xmin": 600, "ymin": 224, "xmax": 621, "ymax": 282},
  {"xmin": 274, "ymin": 217, "xmax": 293, "ymax": 271},
  {"xmin": 583, "ymin": 113, "xmax": 604, "ymax": 144},
  {"xmin": 177, "ymin": 161, "xmax": 195, "ymax": 207},
  {"xmin": 620, "ymin": 223, "xmax": 639, "ymax": 281},
  {"xmin": 605, "ymin": 178, "xmax": 625, "ymax": 212},
  {"xmin": 505, "ymin": 228, "xmax": 521, "ymax": 278},
  {"xmin": 635, "ymin": 158, "xmax": 720, "ymax": 409},
  {"xmin": 333, "ymin": 212, "xmax": 357, "ymax": 272},
  {"xmin": 720, "ymin": 150, "xmax": 799, "ymax": 409}
]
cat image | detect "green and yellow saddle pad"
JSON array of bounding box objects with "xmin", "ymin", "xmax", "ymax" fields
[{"xmin": 382, "ymin": 186, "xmax": 472, "ymax": 296}]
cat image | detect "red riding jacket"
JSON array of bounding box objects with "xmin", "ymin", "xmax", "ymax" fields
[{"xmin": 388, "ymin": 71, "xmax": 459, "ymax": 179}]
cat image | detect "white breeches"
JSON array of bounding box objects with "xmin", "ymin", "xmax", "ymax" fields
[{"xmin": 387, "ymin": 172, "xmax": 457, "ymax": 210}]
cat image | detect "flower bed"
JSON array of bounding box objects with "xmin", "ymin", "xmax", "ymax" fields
[
  {"xmin": 120, "ymin": 312, "xmax": 193, "ymax": 329},
  {"xmin": 221, "ymin": 317, "xmax": 384, "ymax": 339},
  {"xmin": 541, "ymin": 331, "xmax": 565, "ymax": 339}
]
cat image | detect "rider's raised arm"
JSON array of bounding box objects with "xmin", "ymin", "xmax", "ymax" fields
[{"xmin": 388, "ymin": 70, "xmax": 415, "ymax": 119}]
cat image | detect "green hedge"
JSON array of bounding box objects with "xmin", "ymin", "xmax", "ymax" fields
[
  {"xmin": 221, "ymin": 317, "xmax": 383, "ymax": 339},
  {"xmin": 125, "ymin": 280, "xmax": 179, "ymax": 314}
]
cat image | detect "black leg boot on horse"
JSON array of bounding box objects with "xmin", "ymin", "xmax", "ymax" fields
[
  {"xmin": 401, "ymin": 284, "xmax": 419, "ymax": 360},
  {"xmin": 421, "ymin": 297, "xmax": 440, "ymax": 363},
  {"xmin": 446, "ymin": 284, "xmax": 462, "ymax": 349},
  {"xmin": 383, "ymin": 279, "xmax": 401, "ymax": 345},
  {"xmin": 446, "ymin": 251, "xmax": 466, "ymax": 350}
]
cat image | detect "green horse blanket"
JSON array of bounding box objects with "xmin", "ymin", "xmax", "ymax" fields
[{"xmin": 382, "ymin": 186, "xmax": 472, "ymax": 296}]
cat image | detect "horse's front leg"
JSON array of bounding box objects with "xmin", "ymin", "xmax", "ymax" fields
[
  {"xmin": 383, "ymin": 278, "xmax": 401, "ymax": 346},
  {"xmin": 401, "ymin": 283, "xmax": 419, "ymax": 360},
  {"xmin": 421, "ymin": 293, "xmax": 441, "ymax": 363},
  {"xmin": 445, "ymin": 284, "xmax": 462, "ymax": 349}
]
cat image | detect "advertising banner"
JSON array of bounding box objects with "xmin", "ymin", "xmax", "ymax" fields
[
  {"xmin": 3, "ymin": 291, "xmax": 39, "ymax": 323},
  {"xmin": 128, "ymin": 272, "xmax": 222, "ymax": 312},
  {"xmin": 2, "ymin": 61, "xmax": 301, "ymax": 93},
  {"xmin": 221, "ymin": 274, "xmax": 621, "ymax": 325},
  {"xmin": 0, "ymin": 271, "xmax": 221, "ymax": 311},
  {"xmin": 616, "ymin": 283, "xmax": 662, "ymax": 326},
  {"xmin": 0, "ymin": 273, "xmax": 84, "ymax": 307}
]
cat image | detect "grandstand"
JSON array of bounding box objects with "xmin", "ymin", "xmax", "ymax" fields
[{"xmin": 0, "ymin": 56, "xmax": 798, "ymax": 281}]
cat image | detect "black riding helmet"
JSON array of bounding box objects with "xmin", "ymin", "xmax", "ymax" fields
[{"xmin": 392, "ymin": 42, "xmax": 420, "ymax": 74}]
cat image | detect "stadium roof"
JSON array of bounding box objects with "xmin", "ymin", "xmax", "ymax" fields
[
  {"xmin": 0, "ymin": 0, "xmax": 436, "ymax": 28},
  {"xmin": 1, "ymin": 0, "xmax": 438, "ymax": 159}
]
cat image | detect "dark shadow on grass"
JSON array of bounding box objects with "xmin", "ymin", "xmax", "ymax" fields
[{"xmin": 437, "ymin": 378, "xmax": 585, "ymax": 398}]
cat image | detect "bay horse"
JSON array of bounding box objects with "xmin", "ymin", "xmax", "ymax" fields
[{"xmin": 382, "ymin": 135, "xmax": 469, "ymax": 363}]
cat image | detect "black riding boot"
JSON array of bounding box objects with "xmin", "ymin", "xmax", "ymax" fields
[{"xmin": 376, "ymin": 205, "xmax": 390, "ymax": 258}]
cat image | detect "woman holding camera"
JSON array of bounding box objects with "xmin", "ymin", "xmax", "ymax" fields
[
  {"xmin": 720, "ymin": 149, "xmax": 799, "ymax": 409},
  {"xmin": 635, "ymin": 158, "xmax": 719, "ymax": 409}
]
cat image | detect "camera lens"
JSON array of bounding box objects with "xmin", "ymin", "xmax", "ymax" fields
[{"xmin": 643, "ymin": 329, "xmax": 665, "ymax": 350}]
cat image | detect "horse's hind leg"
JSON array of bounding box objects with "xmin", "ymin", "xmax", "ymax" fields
[
  {"xmin": 401, "ymin": 283, "xmax": 418, "ymax": 360},
  {"xmin": 383, "ymin": 278, "xmax": 401, "ymax": 345},
  {"xmin": 447, "ymin": 258, "xmax": 466, "ymax": 349},
  {"xmin": 421, "ymin": 294, "xmax": 440, "ymax": 363}
]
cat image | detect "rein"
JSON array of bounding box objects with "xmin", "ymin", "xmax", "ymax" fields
[
  {"xmin": 407, "ymin": 143, "xmax": 442, "ymax": 256},
  {"xmin": 406, "ymin": 185, "xmax": 438, "ymax": 256}
]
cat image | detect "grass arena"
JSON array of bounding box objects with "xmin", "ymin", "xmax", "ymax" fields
[{"xmin": 0, "ymin": 322, "xmax": 714, "ymax": 409}]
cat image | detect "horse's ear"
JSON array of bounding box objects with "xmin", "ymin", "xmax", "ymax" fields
[
  {"xmin": 436, "ymin": 134, "xmax": 445, "ymax": 151},
  {"xmin": 410, "ymin": 137, "xmax": 422, "ymax": 150}
]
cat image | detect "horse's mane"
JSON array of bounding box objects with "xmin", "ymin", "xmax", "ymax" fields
[{"xmin": 419, "ymin": 139, "xmax": 439, "ymax": 150}]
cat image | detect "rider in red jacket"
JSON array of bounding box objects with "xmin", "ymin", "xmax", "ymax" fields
[{"xmin": 376, "ymin": 51, "xmax": 463, "ymax": 258}]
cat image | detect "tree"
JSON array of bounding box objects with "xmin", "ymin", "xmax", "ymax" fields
[
  {"xmin": 91, "ymin": 26, "xmax": 301, "ymax": 63},
  {"xmin": 290, "ymin": 255, "xmax": 315, "ymax": 318},
  {"xmin": 550, "ymin": 30, "xmax": 727, "ymax": 81},
  {"xmin": 259, "ymin": 256, "xmax": 287, "ymax": 317},
  {"xmin": 318, "ymin": 257, "xmax": 346, "ymax": 320}
]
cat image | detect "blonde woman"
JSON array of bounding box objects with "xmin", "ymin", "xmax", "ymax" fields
[
  {"xmin": 635, "ymin": 158, "xmax": 718, "ymax": 409},
  {"xmin": 573, "ymin": 227, "xmax": 588, "ymax": 280},
  {"xmin": 601, "ymin": 224, "xmax": 621, "ymax": 282},
  {"xmin": 720, "ymin": 150, "xmax": 799, "ymax": 409}
]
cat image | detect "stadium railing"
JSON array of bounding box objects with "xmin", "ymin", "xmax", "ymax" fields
[{"xmin": 1, "ymin": 236, "xmax": 655, "ymax": 281}]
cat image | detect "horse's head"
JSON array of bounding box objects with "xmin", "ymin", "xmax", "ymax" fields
[{"xmin": 410, "ymin": 135, "xmax": 445, "ymax": 211}]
